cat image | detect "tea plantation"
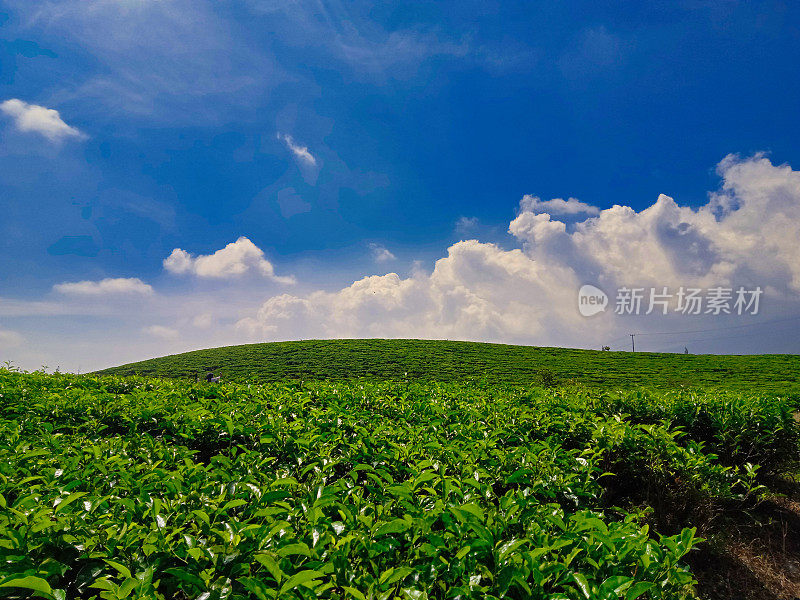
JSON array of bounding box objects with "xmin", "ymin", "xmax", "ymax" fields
[
  {"xmin": 1, "ymin": 366, "xmax": 798, "ymax": 599},
  {"xmin": 95, "ymin": 339, "xmax": 800, "ymax": 394}
]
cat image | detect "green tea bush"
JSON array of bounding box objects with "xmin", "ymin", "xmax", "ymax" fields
[
  {"xmin": 0, "ymin": 370, "xmax": 796, "ymax": 599},
  {"xmin": 602, "ymin": 389, "xmax": 800, "ymax": 472}
]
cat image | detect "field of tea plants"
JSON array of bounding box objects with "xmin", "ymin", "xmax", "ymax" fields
[
  {"xmin": 94, "ymin": 339, "xmax": 800, "ymax": 395},
  {"xmin": 2, "ymin": 368, "xmax": 798, "ymax": 599}
]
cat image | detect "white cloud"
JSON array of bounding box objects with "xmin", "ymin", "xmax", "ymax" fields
[
  {"xmin": 245, "ymin": 1, "xmax": 469, "ymax": 80},
  {"xmin": 278, "ymin": 133, "xmax": 316, "ymax": 166},
  {"xmin": 369, "ymin": 243, "xmax": 396, "ymax": 263},
  {"xmin": 164, "ymin": 236, "xmax": 295, "ymax": 283},
  {"xmin": 53, "ymin": 277, "xmax": 153, "ymax": 296},
  {"xmin": 162, "ymin": 249, "xmax": 193, "ymax": 274},
  {"xmin": 5, "ymin": 0, "xmax": 279, "ymax": 125},
  {"xmin": 519, "ymin": 195, "xmax": 600, "ymax": 216},
  {"xmin": 510, "ymin": 154, "xmax": 800, "ymax": 293},
  {"xmin": 0, "ymin": 99, "xmax": 86, "ymax": 142},
  {"xmin": 7, "ymin": 154, "xmax": 800, "ymax": 372},
  {"xmin": 143, "ymin": 325, "xmax": 179, "ymax": 340},
  {"xmin": 0, "ymin": 329, "xmax": 24, "ymax": 348},
  {"xmin": 237, "ymin": 240, "xmax": 588, "ymax": 344},
  {"xmin": 238, "ymin": 154, "xmax": 800, "ymax": 349}
]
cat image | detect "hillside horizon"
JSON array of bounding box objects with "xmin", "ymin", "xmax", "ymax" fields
[{"xmin": 95, "ymin": 338, "xmax": 800, "ymax": 393}]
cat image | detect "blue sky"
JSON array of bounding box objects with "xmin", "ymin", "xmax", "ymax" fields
[{"xmin": 2, "ymin": 1, "xmax": 800, "ymax": 370}]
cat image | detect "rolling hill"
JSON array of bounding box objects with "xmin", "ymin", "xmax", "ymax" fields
[{"xmin": 95, "ymin": 338, "xmax": 800, "ymax": 393}]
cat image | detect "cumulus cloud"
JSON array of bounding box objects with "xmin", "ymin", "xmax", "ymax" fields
[
  {"xmin": 510, "ymin": 154, "xmax": 800, "ymax": 293},
  {"xmin": 278, "ymin": 133, "xmax": 316, "ymax": 166},
  {"xmin": 237, "ymin": 154, "xmax": 800, "ymax": 348},
  {"xmin": 143, "ymin": 325, "xmax": 179, "ymax": 340},
  {"xmin": 164, "ymin": 236, "xmax": 295, "ymax": 283},
  {"xmin": 237, "ymin": 239, "xmax": 587, "ymax": 344},
  {"xmin": 0, "ymin": 99, "xmax": 86, "ymax": 142},
  {"xmin": 519, "ymin": 195, "xmax": 600, "ymax": 216},
  {"xmin": 8, "ymin": 153, "xmax": 800, "ymax": 370},
  {"xmin": 53, "ymin": 277, "xmax": 153, "ymax": 296},
  {"xmin": 369, "ymin": 243, "xmax": 396, "ymax": 263}
]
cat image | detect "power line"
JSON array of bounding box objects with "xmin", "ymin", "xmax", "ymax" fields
[
  {"xmin": 600, "ymin": 314, "xmax": 800, "ymax": 352},
  {"xmin": 629, "ymin": 314, "xmax": 800, "ymax": 337},
  {"xmin": 650, "ymin": 327, "xmax": 792, "ymax": 350}
]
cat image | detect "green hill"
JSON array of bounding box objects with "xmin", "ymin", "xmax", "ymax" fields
[{"xmin": 96, "ymin": 338, "xmax": 800, "ymax": 393}]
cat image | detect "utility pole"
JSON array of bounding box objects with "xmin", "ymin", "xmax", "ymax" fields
[{"xmin": 630, "ymin": 333, "xmax": 636, "ymax": 352}]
